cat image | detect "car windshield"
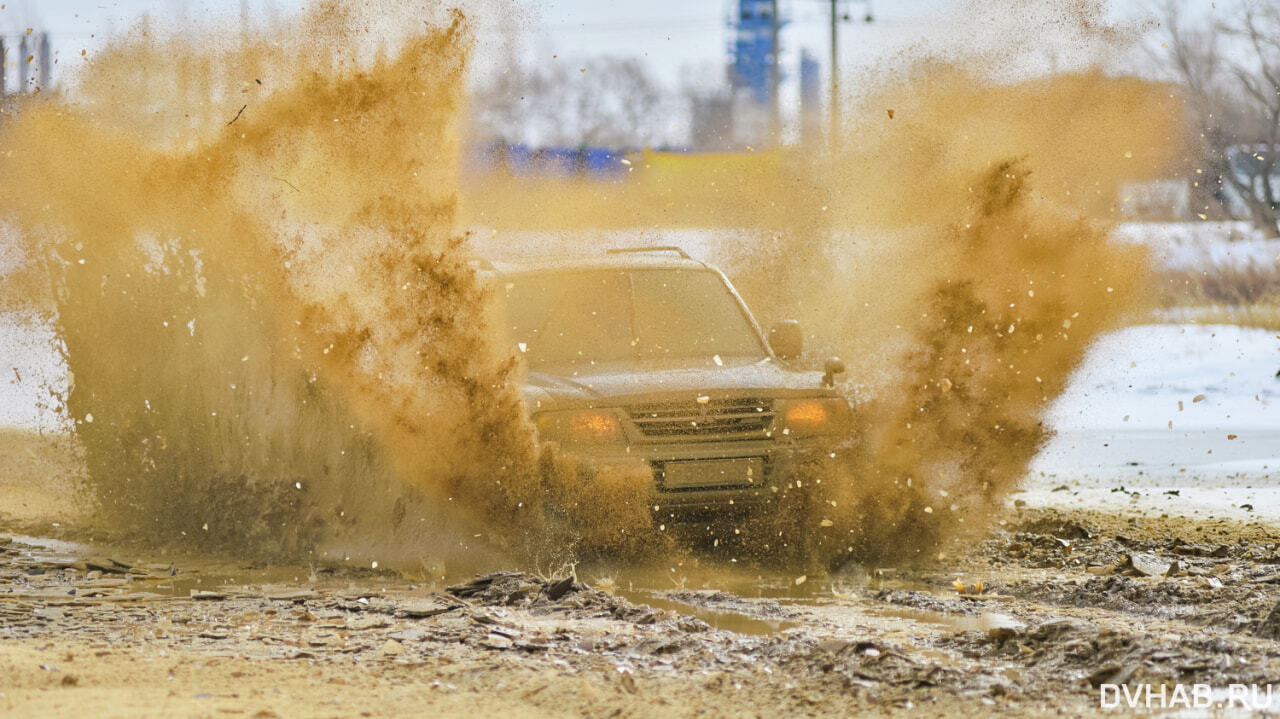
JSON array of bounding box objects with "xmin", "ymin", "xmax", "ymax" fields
[{"xmin": 502, "ymin": 268, "xmax": 767, "ymax": 371}]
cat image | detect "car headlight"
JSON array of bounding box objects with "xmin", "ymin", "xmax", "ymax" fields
[
  {"xmin": 775, "ymin": 398, "xmax": 851, "ymax": 438},
  {"xmin": 534, "ymin": 409, "xmax": 625, "ymax": 445}
]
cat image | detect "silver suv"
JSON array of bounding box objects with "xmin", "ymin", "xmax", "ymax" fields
[{"xmin": 484, "ymin": 247, "xmax": 850, "ymax": 519}]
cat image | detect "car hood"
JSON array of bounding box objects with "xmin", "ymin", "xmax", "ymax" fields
[{"xmin": 522, "ymin": 358, "xmax": 833, "ymax": 408}]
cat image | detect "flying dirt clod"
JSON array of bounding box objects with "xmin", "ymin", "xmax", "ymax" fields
[{"xmin": 0, "ymin": 0, "xmax": 1182, "ymax": 571}]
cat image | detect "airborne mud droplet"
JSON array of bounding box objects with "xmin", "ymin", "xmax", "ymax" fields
[
  {"xmin": 0, "ymin": 1, "xmax": 1183, "ymax": 571},
  {"xmin": 0, "ymin": 3, "xmax": 659, "ymax": 568},
  {"xmin": 461, "ymin": 5, "xmax": 1182, "ymax": 566}
]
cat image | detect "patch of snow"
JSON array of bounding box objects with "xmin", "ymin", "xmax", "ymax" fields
[
  {"xmin": 1027, "ymin": 322, "xmax": 1280, "ymax": 523},
  {"xmin": 1043, "ymin": 324, "xmax": 1278, "ymax": 432}
]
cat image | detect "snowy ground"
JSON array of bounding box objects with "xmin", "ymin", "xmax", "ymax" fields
[{"xmin": 1024, "ymin": 323, "xmax": 1280, "ymax": 525}]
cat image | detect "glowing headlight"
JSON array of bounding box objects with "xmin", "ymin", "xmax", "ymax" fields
[
  {"xmin": 776, "ymin": 398, "xmax": 851, "ymax": 437},
  {"xmin": 534, "ymin": 409, "xmax": 624, "ymax": 445}
]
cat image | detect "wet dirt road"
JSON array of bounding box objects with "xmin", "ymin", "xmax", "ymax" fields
[{"xmin": 6, "ymin": 498, "xmax": 1280, "ymax": 718}]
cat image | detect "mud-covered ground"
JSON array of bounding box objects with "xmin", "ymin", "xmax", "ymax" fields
[{"xmin": 4, "ymin": 430, "xmax": 1280, "ymax": 718}]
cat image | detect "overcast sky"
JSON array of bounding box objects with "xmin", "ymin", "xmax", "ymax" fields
[
  {"xmin": 0, "ymin": 0, "xmax": 1241, "ymax": 125},
  {"xmin": 9, "ymin": 0, "xmax": 948, "ymax": 81},
  {"xmin": 6, "ymin": 1, "xmax": 1219, "ymax": 76}
]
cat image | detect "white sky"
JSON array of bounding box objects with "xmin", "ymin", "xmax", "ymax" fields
[
  {"xmin": 7, "ymin": 0, "xmax": 948, "ymax": 81},
  {"xmin": 0, "ymin": 0, "xmax": 1244, "ymax": 142},
  {"xmin": 7, "ymin": 1, "xmax": 1230, "ymax": 80}
]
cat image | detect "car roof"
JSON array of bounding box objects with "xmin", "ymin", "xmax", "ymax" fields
[{"xmin": 478, "ymin": 250, "xmax": 712, "ymax": 277}]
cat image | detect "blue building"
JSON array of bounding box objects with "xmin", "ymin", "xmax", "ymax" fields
[
  {"xmin": 466, "ymin": 142, "xmax": 632, "ymax": 181},
  {"xmin": 730, "ymin": 0, "xmax": 778, "ymax": 106}
]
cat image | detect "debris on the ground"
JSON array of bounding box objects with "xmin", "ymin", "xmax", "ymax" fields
[{"xmin": 4, "ymin": 508, "xmax": 1280, "ymax": 716}]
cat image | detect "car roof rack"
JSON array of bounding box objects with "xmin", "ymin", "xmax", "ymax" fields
[{"xmin": 605, "ymin": 246, "xmax": 692, "ymax": 260}]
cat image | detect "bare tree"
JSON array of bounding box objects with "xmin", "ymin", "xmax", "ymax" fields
[
  {"xmin": 1157, "ymin": 1, "xmax": 1280, "ymax": 237},
  {"xmin": 470, "ymin": 64, "xmax": 545, "ymax": 144},
  {"xmin": 572, "ymin": 58, "xmax": 663, "ymax": 148},
  {"xmin": 472, "ymin": 56, "xmax": 667, "ymax": 148}
]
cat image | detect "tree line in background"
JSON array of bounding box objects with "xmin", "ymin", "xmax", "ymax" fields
[
  {"xmin": 471, "ymin": 57, "xmax": 673, "ymax": 150},
  {"xmin": 469, "ymin": 2, "xmax": 1280, "ymax": 238},
  {"xmin": 1158, "ymin": 0, "xmax": 1280, "ymax": 237}
]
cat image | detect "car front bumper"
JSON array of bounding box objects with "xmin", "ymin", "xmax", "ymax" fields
[{"xmin": 570, "ymin": 438, "xmax": 828, "ymax": 518}]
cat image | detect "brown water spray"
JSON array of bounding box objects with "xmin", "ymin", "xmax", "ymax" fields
[
  {"xmin": 0, "ymin": 0, "xmax": 1184, "ymax": 571},
  {"xmin": 0, "ymin": 2, "xmax": 657, "ymax": 568},
  {"xmin": 462, "ymin": 8, "xmax": 1184, "ymax": 566}
]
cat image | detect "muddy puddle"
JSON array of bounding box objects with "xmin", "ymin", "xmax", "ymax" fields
[
  {"xmin": 8, "ymin": 508, "xmax": 1280, "ymax": 717},
  {"xmin": 0, "ymin": 530, "xmax": 1033, "ymax": 638},
  {"xmin": 617, "ymin": 590, "xmax": 800, "ymax": 636}
]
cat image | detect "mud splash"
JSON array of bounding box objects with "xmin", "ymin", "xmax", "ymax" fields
[
  {"xmin": 461, "ymin": 8, "xmax": 1183, "ymax": 566},
  {"xmin": 742, "ymin": 65, "xmax": 1181, "ymax": 566},
  {"xmin": 0, "ymin": 2, "xmax": 658, "ymax": 567},
  {"xmin": 0, "ymin": 1, "xmax": 1185, "ymax": 571}
]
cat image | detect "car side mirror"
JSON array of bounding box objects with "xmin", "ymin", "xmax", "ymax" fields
[
  {"xmin": 769, "ymin": 320, "xmax": 803, "ymax": 360},
  {"xmin": 822, "ymin": 357, "xmax": 846, "ymax": 388}
]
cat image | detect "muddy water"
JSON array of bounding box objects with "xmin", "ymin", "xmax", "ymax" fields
[
  {"xmin": 0, "ymin": 3, "xmax": 658, "ymax": 568},
  {"xmin": 619, "ymin": 592, "xmax": 800, "ymax": 635},
  {"xmin": 0, "ymin": 530, "xmax": 987, "ymax": 642},
  {"xmin": 0, "ymin": 0, "xmax": 1185, "ymax": 573},
  {"xmin": 9, "ymin": 508, "xmax": 1280, "ymax": 718},
  {"xmin": 462, "ymin": 5, "xmax": 1185, "ymax": 565}
]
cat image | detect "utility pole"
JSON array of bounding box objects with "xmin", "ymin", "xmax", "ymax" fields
[
  {"xmin": 0, "ymin": 38, "xmax": 7, "ymax": 96},
  {"xmin": 769, "ymin": 0, "xmax": 781, "ymax": 144},
  {"xmin": 18, "ymin": 33, "xmax": 28, "ymax": 93},
  {"xmin": 38, "ymin": 33, "xmax": 50, "ymax": 91},
  {"xmin": 829, "ymin": 0, "xmax": 839, "ymax": 147}
]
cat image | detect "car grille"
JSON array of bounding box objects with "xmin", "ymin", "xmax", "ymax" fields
[{"xmin": 627, "ymin": 397, "xmax": 774, "ymax": 440}]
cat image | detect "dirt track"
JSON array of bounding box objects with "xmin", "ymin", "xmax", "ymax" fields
[{"xmin": 4, "ymin": 428, "xmax": 1280, "ymax": 718}]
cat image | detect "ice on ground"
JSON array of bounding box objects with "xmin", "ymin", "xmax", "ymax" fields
[
  {"xmin": 1017, "ymin": 483, "xmax": 1280, "ymax": 526},
  {"xmin": 1027, "ymin": 322, "xmax": 1280, "ymax": 524},
  {"xmin": 1043, "ymin": 324, "xmax": 1277, "ymax": 432}
]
